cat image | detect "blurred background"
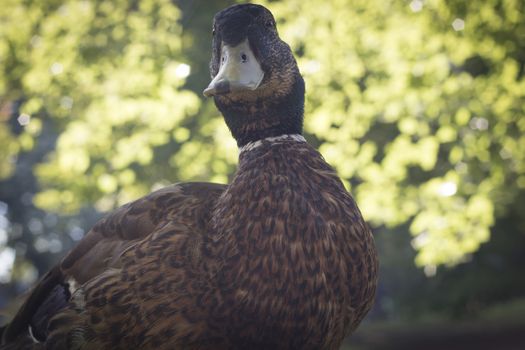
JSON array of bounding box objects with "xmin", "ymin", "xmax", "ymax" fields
[{"xmin": 0, "ymin": 0, "xmax": 524, "ymax": 348}]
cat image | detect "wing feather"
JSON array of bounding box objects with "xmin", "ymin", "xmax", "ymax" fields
[{"xmin": 1, "ymin": 182, "xmax": 225, "ymax": 347}]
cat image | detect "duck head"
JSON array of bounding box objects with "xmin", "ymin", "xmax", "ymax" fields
[{"xmin": 204, "ymin": 4, "xmax": 305, "ymax": 147}]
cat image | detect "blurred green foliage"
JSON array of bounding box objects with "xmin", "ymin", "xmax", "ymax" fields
[
  {"xmin": 0, "ymin": 0, "xmax": 523, "ymax": 275},
  {"xmin": 264, "ymin": 0, "xmax": 524, "ymax": 268},
  {"xmin": 1, "ymin": 0, "xmax": 206, "ymax": 213}
]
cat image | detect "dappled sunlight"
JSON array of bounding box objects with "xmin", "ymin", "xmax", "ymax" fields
[
  {"xmin": 0, "ymin": 247, "xmax": 15, "ymax": 283},
  {"xmin": 262, "ymin": 0, "xmax": 524, "ymax": 268},
  {"xmin": 0, "ymin": 202, "xmax": 15, "ymax": 283},
  {"xmin": 0, "ymin": 0, "xmax": 521, "ymax": 268},
  {"xmin": 0, "ymin": 1, "xmax": 524, "ymax": 343}
]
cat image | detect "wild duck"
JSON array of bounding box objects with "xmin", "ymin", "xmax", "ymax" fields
[{"xmin": 0, "ymin": 4, "xmax": 377, "ymax": 349}]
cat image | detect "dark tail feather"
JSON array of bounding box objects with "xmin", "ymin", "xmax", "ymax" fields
[
  {"xmin": 0, "ymin": 325, "xmax": 42, "ymax": 350},
  {"xmin": 29, "ymin": 284, "xmax": 70, "ymax": 341},
  {"xmin": 1, "ymin": 266, "xmax": 63, "ymax": 344}
]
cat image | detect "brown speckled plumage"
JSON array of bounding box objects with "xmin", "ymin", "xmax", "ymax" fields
[{"xmin": 1, "ymin": 4, "xmax": 377, "ymax": 350}]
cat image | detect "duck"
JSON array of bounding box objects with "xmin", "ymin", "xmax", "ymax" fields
[{"xmin": 0, "ymin": 4, "xmax": 378, "ymax": 350}]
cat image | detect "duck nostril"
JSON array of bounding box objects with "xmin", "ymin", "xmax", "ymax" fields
[{"xmin": 241, "ymin": 54, "xmax": 247, "ymax": 63}]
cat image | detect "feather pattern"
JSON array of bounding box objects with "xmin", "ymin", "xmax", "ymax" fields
[{"xmin": 1, "ymin": 4, "xmax": 377, "ymax": 349}]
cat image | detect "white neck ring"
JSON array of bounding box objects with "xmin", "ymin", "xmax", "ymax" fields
[{"xmin": 239, "ymin": 134, "xmax": 306, "ymax": 154}]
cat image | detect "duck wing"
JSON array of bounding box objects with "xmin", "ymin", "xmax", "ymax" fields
[{"xmin": 1, "ymin": 182, "xmax": 225, "ymax": 349}]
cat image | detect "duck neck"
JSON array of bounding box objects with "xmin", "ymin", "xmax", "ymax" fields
[{"xmin": 214, "ymin": 75, "xmax": 305, "ymax": 147}]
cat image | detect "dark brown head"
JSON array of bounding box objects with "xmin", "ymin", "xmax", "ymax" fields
[{"xmin": 204, "ymin": 4, "xmax": 305, "ymax": 147}]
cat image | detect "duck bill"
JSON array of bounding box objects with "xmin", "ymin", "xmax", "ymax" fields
[{"xmin": 203, "ymin": 40, "xmax": 264, "ymax": 97}]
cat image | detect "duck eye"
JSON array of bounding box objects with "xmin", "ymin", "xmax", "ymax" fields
[{"xmin": 241, "ymin": 54, "xmax": 247, "ymax": 63}]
